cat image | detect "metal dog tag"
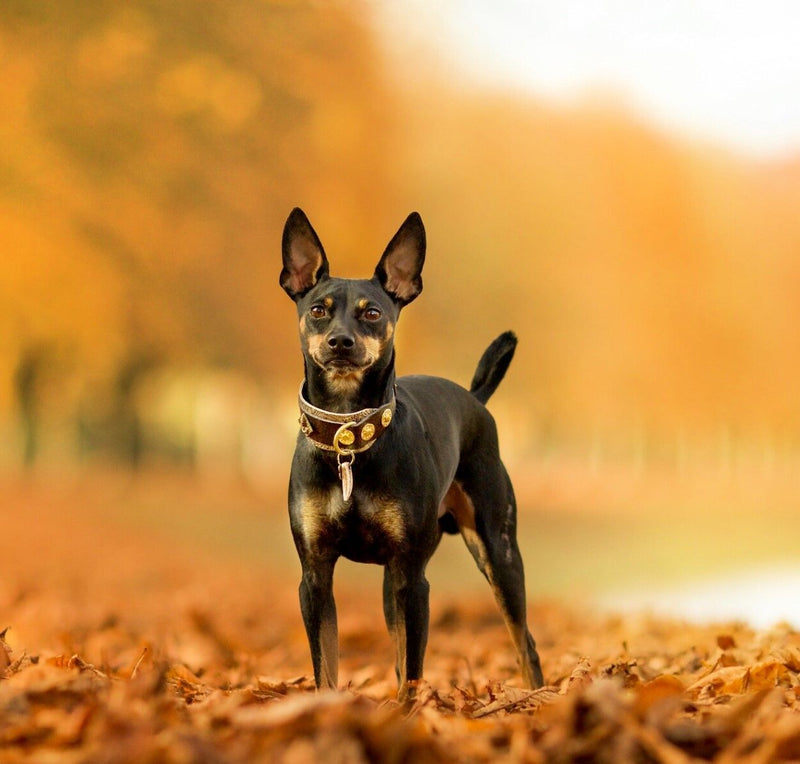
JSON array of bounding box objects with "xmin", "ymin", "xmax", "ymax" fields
[{"xmin": 338, "ymin": 455, "xmax": 354, "ymax": 501}]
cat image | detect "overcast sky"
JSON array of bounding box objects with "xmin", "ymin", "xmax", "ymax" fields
[{"xmin": 380, "ymin": 0, "xmax": 800, "ymax": 158}]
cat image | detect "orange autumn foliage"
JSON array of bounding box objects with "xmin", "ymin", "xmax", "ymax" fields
[{"xmin": 2, "ymin": 1, "xmax": 800, "ymax": 466}]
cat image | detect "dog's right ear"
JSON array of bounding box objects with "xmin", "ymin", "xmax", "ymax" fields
[{"xmin": 280, "ymin": 208, "xmax": 330, "ymax": 301}]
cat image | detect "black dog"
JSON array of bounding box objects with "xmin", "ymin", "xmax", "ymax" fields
[{"xmin": 280, "ymin": 208, "xmax": 544, "ymax": 700}]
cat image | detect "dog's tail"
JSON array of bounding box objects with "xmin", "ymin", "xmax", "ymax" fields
[{"xmin": 469, "ymin": 331, "xmax": 517, "ymax": 405}]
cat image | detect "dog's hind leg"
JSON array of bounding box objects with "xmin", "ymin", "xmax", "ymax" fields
[
  {"xmin": 451, "ymin": 472, "xmax": 545, "ymax": 688},
  {"xmin": 299, "ymin": 558, "xmax": 339, "ymax": 690}
]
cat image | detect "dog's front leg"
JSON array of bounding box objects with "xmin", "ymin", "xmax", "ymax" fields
[
  {"xmin": 384, "ymin": 561, "xmax": 430, "ymax": 702},
  {"xmin": 299, "ymin": 558, "xmax": 339, "ymax": 691}
]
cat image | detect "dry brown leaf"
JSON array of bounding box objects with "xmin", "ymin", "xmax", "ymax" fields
[
  {"xmin": 562, "ymin": 657, "xmax": 593, "ymax": 694},
  {"xmin": 747, "ymin": 661, "xmax": 792, "ymax": 691},
  {"xmin": 0, "ymin": 628, "xmax": 11, "ymax": 676},
  {"xmin": 632, "ymin": 673, "xmax": 685, "ymax": 719},
  {"xmin": 717, "ymin": 634, "xmax": 737, "ymax": 650},
  {"xmin": 452, "ymin": 684, "xmax": 486, "ymax": 716},
  {"xmin": 770, "ymin": 644, "xmax": 800, "ymax": 672},
  {"xmin": 1, "ymin": 661, "xmax": 107, "ymax": 699},
  {"xmin": 166, "ymin": 663, "xmax": 213, "ymax": 704},
  {"xmin": 601, "ymin": 657, "xmax": 641, "ymax": 687},
  {"xmin": 690, "ymin": 660, "xmax": 792, "ymax": 701},
  {"xmin": 472, "ymin": 685, "xmax": 560, "ymax": 718},
  {"xmin": 688, "ymin": 665, "xmax": 747, "ymax": 698}
]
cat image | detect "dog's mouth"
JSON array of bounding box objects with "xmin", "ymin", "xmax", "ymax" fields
[
  {"xmin": 328, "ymin": 359, "xmax": 358, "ymax": 368},
  {"xmin": 324, "ymin": 357, "xmax": 368, "ymax": 374},
  {"xmin": 313, "ymin": 352, "xmax": 371, "ymax": 375}
]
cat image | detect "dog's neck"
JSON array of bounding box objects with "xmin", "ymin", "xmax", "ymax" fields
[{"xmin": 303, "ymin": 353, "xmax": 396, "ymax": 414}]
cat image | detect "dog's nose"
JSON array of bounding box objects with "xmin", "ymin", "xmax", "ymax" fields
[{"xmin": 327, "ymin": 332, "xmax": 355, "ymax": 351}]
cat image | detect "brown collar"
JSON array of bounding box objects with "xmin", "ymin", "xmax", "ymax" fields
[{"xmin": 297, "ymin": 384, "xmax": 396, "ymax": 456}]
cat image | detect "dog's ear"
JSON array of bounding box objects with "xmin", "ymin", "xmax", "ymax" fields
[
  {"xmin": 374, "ymin": 212, "xmax": 426, "ymax": 306},
  {"xmin": 280, "ymin": 208, "xmax": 330, "ymax": 301}
]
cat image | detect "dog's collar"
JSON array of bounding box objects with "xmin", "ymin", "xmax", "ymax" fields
[
  {"xmin": 297, "ymin": 383, "xmax": 396, "ymax": 456},
  {"xmin": 297, "ymin": 384, "xmax": 396, "ymax": 502}
]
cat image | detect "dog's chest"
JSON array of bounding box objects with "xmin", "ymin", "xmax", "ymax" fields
[{"xmin": 296, "ymin": 487, "xmax": 406, "ymax": 564}]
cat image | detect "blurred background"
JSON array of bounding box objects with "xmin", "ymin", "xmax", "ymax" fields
[{"xmin": 3, "ymin": 1, "xmax": 800, "ymax": 623}]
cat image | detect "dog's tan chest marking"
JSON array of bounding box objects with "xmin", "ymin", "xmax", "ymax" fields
[
  {"xmin": 297, "ymin": 488, "xmax": 406, "ymax": 556},
  {"xmin": 297, "ymin": 489, "xmax": 341, "ymax": 551},
  {"xmin": 368, "ymin": 497, "xmax": 405, "ymax": 545}
]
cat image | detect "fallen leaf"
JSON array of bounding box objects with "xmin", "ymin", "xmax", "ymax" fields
[
  {"xmin": 562, "ymin": 657, "xmax": 593, "ymax": 694},
  {"xmin": 633, "ymin": 673, "xmax": 685, "ymax": 719},
  {"xmin": 717, "ymin": 634, "xmax": 737, "ymax": 650},
  {"xmin": 472, "ymin": 685, "xmax": 560, "ymax": 718},
  {"xmin": 0, "ymin": 628, "xmax": 10, "ymax": 676}
]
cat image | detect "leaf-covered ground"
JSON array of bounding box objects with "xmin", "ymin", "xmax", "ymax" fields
[{"xmin": 3, "ymin": 475, "xmax": 800, "ymax": 763}]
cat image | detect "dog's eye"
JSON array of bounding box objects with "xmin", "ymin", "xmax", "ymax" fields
[
  {"xmin": 309, "ymin": 305, "xmax": 326, "ymax": 319},
  {"xmin": 363, "ymin": 308, "xmax": 382, "ymax": 321}
]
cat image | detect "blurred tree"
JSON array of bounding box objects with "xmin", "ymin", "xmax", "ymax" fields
[
  {"xmin": 0, "ymin": 0, "xmax": 398, "ymax": 465},
  {"xmin": 13, "ymin": 344, "xmax": 49, "ymax": 467},
  {"xmin": 1, "ymin": 1, "xmax": 800, "ymax": 469}
]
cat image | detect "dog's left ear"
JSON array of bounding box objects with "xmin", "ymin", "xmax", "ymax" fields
[
  {"xmin": 374, "ymin": 212, "xmax": 426, "ymax": 306},
  {"xmin": 280, "ymin": 208, "xmax": 330, "ymax": 301}
]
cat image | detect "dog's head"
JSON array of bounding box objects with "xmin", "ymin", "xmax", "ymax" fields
[{"xmin": 281, "ymin": 208, "xmax": 425, "ymax": 401}]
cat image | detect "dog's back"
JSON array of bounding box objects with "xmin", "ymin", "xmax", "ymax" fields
[{"xmin": 395, "ymin": 330, "xmax": 516, "ymax": 477}]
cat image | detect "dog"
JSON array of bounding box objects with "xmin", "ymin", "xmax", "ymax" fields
[{"xmin": 280, "ymin": 208, "xmax": 544, "ymax": 701}]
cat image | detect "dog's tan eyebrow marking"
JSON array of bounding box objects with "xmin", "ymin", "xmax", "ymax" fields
[
  {"xmin": 323, "ymin": 297, "xmax": 334, "ymax": 309},
  {"xmin": 357, "ymin": 298, "xmax": 369, "ymax": 311}
]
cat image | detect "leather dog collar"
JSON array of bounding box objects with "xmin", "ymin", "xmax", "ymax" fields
[
  {"xmin": 297, "ymin": 383, "xmax": 396, "ymax": 456},
  {"xmin": 297, "ymin": 384, "xmax": 396, "ymax": 502}
]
